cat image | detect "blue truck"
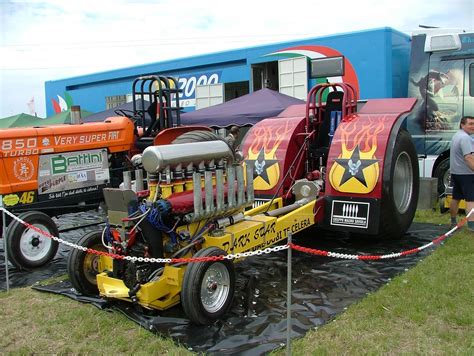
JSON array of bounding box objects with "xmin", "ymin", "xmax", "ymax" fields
[{"xmin": 407, "ymin": 28, "xmax": 474, "ymax": 193}]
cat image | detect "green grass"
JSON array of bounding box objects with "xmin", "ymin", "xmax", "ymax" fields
[
  {"xmin": 0, "ymin": 288, "xmax": 191, "ymax": 355},
  {"xmin": 276, "ymin": 209, "xmax": 474, "ymax": 355},
  {"xmin": 1, "ymin": 209, "xmax": 473, "ymax": 354}
]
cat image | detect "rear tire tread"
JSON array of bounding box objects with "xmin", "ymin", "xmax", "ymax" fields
[{"xmin": 379, "ymin": 129, "xmax": 419, "ymax": 238}]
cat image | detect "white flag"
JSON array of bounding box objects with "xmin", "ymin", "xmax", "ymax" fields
[{"xmin": 27, "ymin": 97, "xmax": 36, "ymax": 116}]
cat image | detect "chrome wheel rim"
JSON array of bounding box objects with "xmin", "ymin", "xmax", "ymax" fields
[
  {"xmin": 442, "ymin": 169, "xmax": 450, "ymax": 190},
  {"xmin": 393, "ymin": 152, "xmax": 413, "ymax": 214},
  {"xmin": 83, "ymin": 244, "xmax": 103, "ymax": 285},
  {"xmin": 200, "ymin": 262, "xmax": 230, "ymax": 313},
  {"xmin": 19, "ymin": 223, "xmax": 53, "ymax": 262}
]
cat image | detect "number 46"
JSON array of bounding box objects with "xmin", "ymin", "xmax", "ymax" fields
[{"xmin": 19, "ymin": 191, "xmax": 35, "ymax": 204}]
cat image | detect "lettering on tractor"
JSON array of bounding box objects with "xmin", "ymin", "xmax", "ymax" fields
[{"xmin": 0, "ymin": 75, "xmax": 209, "ymax": 270}]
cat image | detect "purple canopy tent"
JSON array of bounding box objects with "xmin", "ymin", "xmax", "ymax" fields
[{"xmin": 181, "ymin": 88, "xmax": 305, "ymax": 128}]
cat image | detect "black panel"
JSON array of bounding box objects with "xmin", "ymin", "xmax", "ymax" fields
[{"xmin": 323, "ymin": 196, "xmax": 381, "ymax": 235}]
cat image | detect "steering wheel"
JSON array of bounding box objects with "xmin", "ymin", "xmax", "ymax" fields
[
  {"xmin": 114, "ymin": 109, "xmax": 136, "ymax": 118},
  {"xmin": 114, "ymin": 109, "xmax": 145, "ymax": 125}
]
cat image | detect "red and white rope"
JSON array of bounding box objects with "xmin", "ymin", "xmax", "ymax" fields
[
  {"xmin": 1, "ymin": 207, "xmax": 472, "ymax": 264},
  {"xmin": 290, "ymin": 211, "xmax": 473, "ymax": 260}
]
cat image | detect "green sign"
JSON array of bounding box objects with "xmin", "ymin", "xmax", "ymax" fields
[{"xmin": 51, "ymin": 152, "xmax": 103, "ymax": 174}]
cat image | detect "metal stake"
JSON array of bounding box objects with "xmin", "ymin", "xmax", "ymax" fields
[
  {"xmin": 2, "ymin": 208, "xmax": 10, "ymax": 292},
  {"xmin": 286, "ymin": 231, "xmax": 292, "ymax": 355}
]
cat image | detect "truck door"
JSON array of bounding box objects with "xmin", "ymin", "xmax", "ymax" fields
[
  {"xmin": 463, "ymin": 59, "xmax": 474, "ymax": 117},
  {"xmin": 423, "ymin": 55, "xmax": 464, "ymax": 156}
]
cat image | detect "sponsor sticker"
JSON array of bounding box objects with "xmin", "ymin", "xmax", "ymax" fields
[
  {"xmin": 95, "ymin": 169, "xmax": 110, "ymax": 181},
  {"xmin": 39, "ymin": 169, "xmax": 50, "ymax": 177},
  {"xmin": 13, "ymin": 157, "xmax": 35, "ymax": 181},
  {"xmin": 38, "ymin": 149, "xmax": 109, "ymax": 195},
  {"xmin": 2, "ymin": 194, "xmax": 19, "ymax": 206},
  {"xmin": 330, "ymin": 200, "xmax": 370, "ymax": 229},
  {"xmin": 1, "ymin": 191, "xmax": 36, "ymax": 206}
]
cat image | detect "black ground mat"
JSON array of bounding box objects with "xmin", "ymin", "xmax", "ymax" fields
[{"xmin": 28, "ymin": 222, "xmax": 449, "ymax": 354}]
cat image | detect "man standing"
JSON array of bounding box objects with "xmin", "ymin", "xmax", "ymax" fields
[
  {"xmin": 449, "ymin": 116, "xmax": 474, "ymax": 231},
  {"xmin": 224, "ymin": 126, "xmax": 240, "ymax": 150}
]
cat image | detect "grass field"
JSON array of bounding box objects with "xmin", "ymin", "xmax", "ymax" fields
[{"xmin": 0, "ymin": 209, "xmax": 472, "ymax": 354}]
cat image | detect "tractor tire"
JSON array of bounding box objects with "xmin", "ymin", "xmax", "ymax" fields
[
  {"xmin": 172, "ymin": 130, "xmax": 222, "ymax": 144},
  {"xmin": 172, "ymin": 130, "xmax": 237, "ymax": 163},
  {"xmin": 433, "ymin": 158, "xmax": 450, "ymax": 196},
  {"xmin": 181, "ymin": 247, "xmax": 235, "ymax": 325},
  {"xmin": 6, "ymin": 211, "xmax": 59, "ymax": 270},
  {"xmin": 378, "ymin": 129, "xmax": 419, "ymax": 238},
  {"xmin": 67, "ymin": 231, "xmax": 106, "ymax": 296}
]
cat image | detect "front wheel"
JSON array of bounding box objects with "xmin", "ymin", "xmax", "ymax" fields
[
  {"xmin": 6, "ymin": 211, "xmax": 59, "ymax": 270},
  {"xmin": 67, "ymin": 231, "xmax": 106, "ymax": 296},
  {"xmin": 181, "ymin": 247, "xmax": 235, "ymax": 325}
]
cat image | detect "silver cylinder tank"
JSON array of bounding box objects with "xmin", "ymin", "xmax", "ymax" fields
[{"xmin": 142, "ymin": 140, "xmax": 234, "ymax": 174}]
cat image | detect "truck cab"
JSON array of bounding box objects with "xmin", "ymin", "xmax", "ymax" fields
[{"xmin": 407, "ymin": 28, "xmax": 474, "ymax": 193}]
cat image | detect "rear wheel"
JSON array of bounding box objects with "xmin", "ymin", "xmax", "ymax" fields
[
  {"xmin": 433, "ymin": 158, "xmax": 450, "ymax": 195},
  {"xmin": 172, "ymin": 130, "xmax": 237, "ymax": 163},
  {"xmin": 6, "ymin": 211, "xmax": 59, "ymax": 270},
  {"xmin": 172, "ymin": 130, "xmax": 222, "ymax": 144},
  {"xmin": 181, "ymin": 247, "xmax": 235, "ymax": 325},
  {"xmin": 67, "ymin": 231, "xmax": 106, "ymax": 295},
  {"xmin": 379, "ymin": 129, "xmax": 419, "ymax": 238}
]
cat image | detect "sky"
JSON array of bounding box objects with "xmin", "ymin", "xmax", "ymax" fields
[{"xmin": 1, "ymin": 0, "xmax": 473, "ymax": 119}]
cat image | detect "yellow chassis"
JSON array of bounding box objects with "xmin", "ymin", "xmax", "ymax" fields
[{"xmin": 96, "ymin": 198, "xmax": 317, "ymax": 310}]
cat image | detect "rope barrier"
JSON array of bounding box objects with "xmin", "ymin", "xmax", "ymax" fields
[{"xmin": 1, "ymin": 207, "xmax": 472, "ymax": 264}]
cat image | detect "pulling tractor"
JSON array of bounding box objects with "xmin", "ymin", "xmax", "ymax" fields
[
  {"xmin": 0, "ymin": 76, "xmax": 208, "ymax": 270},
  {"xmin": 68, "ymin": 82, "xmax": 420, "ymax": 325}
]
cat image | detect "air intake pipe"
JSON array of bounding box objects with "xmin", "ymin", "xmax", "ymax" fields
[{"xmin": 141, "ymin": 141, "xmax": 234, "ymax": 174}]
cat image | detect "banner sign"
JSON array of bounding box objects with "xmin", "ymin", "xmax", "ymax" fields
[{"xmin": 37, "ymin": 148, "xmax": 110, "ymax": 201}]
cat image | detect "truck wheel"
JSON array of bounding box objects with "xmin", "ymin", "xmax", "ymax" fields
[
  {"xmin": 67, "ymin": 231, "xmax": 105, "ymax": 296},
  {"xmin": 181, "ymin": 247, "xmax": 235, "ymax": 325},
  {"xmin": 6, "ymin": 211, "xmax": 59, "ymax": 270},
  {"xmin": 379, "ymin": 129, "xmax": 419, "ymax": 238},
  {"xmin": 433, "ymin": 158, "xmax": 450, "ymax": 195}
]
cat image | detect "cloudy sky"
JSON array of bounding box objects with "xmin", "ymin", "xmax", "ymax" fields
[{"xmin": 1, "ymin": 0, "xmax": 473, "ymax": 118}]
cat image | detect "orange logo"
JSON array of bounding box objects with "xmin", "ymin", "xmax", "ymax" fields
[{"xmin": 13, "ymin": 157, "xmax": 35, "ymax": 181}]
